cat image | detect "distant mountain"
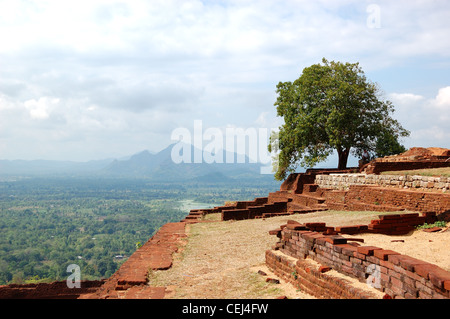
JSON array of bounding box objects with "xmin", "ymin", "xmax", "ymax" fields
[
  {"xmin": 0, "ymin": 143, "xmax": 274, "ymax": 181},
  {"xmin": 102, "ymin": 143, "xmax": 268, "ymax": 181}
]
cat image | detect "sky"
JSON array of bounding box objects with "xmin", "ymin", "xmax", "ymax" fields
[{"xmin": 0, "ymin": 0, "xmax": 449, "ymax": 166}]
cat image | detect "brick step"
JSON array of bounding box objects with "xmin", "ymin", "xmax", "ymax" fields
[
  {"xmin": 248, "ymin": 205, "xmax": 266, "ymax": 211},
  {"xmin": 261, "ymin": 212, "xmax": 293, "ymax": 218},
  {"xmin": 188, "ymin": 211, "xmax": 204, "ymax": 215},
  {"xmin": 287, "ymin": 202, "xmax": 308, "ymax": 211},
  {"xmin": 302, "ymin": 183, "xmax": 319, "ymax": 193},
  {"xmin": 348, "ymin": 202, "xmax": 405, "ymax": 212},
  {"xmin": 291, "ymin": 193, "xmax": 326, "ymax": 206},
  {"xmin": 221, "ymin": 200, "xmax": 291, "ymax": 220},
  {"xmin": 184, "ymin": 215, "xmax": 201, "ymax": 220},
  {"xmin": 267, "ymin": 191, "xmax": 292, "ymax": 204},
  {"xmin": 212, "ymin": 206, "xmax": 237, "ymax": 213}
]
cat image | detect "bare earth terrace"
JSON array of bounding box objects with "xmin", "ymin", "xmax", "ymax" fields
[{"xmin": 147, "ymin": 211, "xmax": 449, "ymax": 299}]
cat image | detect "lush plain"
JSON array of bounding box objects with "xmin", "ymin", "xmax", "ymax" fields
[{"xmin": 0, "ymin": 177, "xmax": 279, "ymax": 285}]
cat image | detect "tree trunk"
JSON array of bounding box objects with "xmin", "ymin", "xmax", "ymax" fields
[{"xmin": 337, "ymin": 148, "xmax": 350, "ymax": 170}]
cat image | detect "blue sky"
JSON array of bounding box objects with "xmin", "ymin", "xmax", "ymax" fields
[{"xmin": 0, "ymin": 0, "xmax": 449, "ymax": 168}]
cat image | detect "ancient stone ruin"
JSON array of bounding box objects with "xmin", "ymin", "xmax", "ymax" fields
[
  {"xmin": 0, "ymin": 147, "xmax": 449, "ymax": 299},
  {"xmin": 361, "ymin": 147, "xmax": 450, "ymax": 175}
]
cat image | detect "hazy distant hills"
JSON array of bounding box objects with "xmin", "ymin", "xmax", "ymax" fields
[
  {"xmin": 102, "ymin": 143, "xmax": 268, "ymax": 181},
  {"xmin": 0, "ymin": 158, "xmax": 112, "ymax": 176},
  {"xmin": 0, "ymin": 143, "xmax": 274, "ymax": 181}
]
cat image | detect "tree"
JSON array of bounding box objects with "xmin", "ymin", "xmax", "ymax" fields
[
  {"xmin": 269, "ymin": 58, "xmax": 409, "ymax": 180},
  {"xmin": 375, "ymin": 128, "xmax": 407, "ymax": 158}
]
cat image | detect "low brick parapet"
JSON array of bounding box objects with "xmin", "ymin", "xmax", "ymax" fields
[
  {"xmin": 270, "ymin": 223, "xmax": 450, "ymax": 299},
  {"xmin": 265, "ymin": 249, "xmax": 384, "ymax": 299},
  {"xmin": 81, "ymin": 222, "xmax": 187, "ymax": 299}
]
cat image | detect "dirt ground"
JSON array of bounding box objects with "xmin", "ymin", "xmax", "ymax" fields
[{"xmin": 148, "ymin": 211, "xmax": 449, "ymax": 299}]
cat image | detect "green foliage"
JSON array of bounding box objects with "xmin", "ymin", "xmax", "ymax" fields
[
  {"xmin": 0, "ymin": 177, "xmax": 279, "ymax": 285},
  {"xmin": 375, "ymin": 128, "xmax": 407, "ymax": 158},
  {"xmin": 416, "ymin": 221, "xmax": 447, "ymax": 230},
  {"xmin": 269, "ymin": 58, "xmax": 410, "ymax": 180}
]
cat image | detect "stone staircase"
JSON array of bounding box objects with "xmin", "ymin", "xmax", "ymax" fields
[{"xmin": 215, "ymin": 181, "xmax": 328, "ymax": 221}]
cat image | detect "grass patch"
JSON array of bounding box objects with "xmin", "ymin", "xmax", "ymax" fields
[
  {"xmin": 247, "ymin": 273, "xmax": 283, "ymax": 296},
  {"xmin": 416, "ymin": 221, "xmax": 448, "ymax": 230},
  {"xmin": 381, "ymin": 167, "xmax": 450, "ymax": 177}
]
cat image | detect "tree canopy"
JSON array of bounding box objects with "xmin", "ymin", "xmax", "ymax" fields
[{"xmin": 269, "ymin": 58, "xmax": 410, "ymax": 180}]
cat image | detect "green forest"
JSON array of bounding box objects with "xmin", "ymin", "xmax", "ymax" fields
[{"xmin": 0, "ymin": 177, "xmax": 279, "ymax": 285}]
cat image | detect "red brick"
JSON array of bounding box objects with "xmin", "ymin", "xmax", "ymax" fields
[
  {"xmin": 422, "ymin": 226, "xmax": 442, "ymax": 233},
  {"xmin": 400, "ymin": 213, "xmax": 419, "ymax": 218},
  {"xmin": 373, "ymin": 249, "xmax": 400, "ymax": 261},
  {"xmin": 337, "ymin": 244, "xmax": 358, "ymax": 256},
  {"xmin": 379, "ymin": 260, "xmax": 396, "ymax": 272},
  {"xmin": 335, "ymin": 226, "xmax": 359, "ymax": 234},
  {"xmin": 428, "ymin": 267, "xmax": 450, "ymax": 289},
  {"xmin": 390, "ymin": 276, "xmax": 403, "ymax": 289},
  {"xmin": 269, "ymin": 229, "xmax": 281, "ymax": 235},
  {"xmin": 319, "ymin": 266, "xmax": 331, "ymax": 273},
  {"xmin": 353, "ymin": 252, "xmax": 367, "ymax": 260},
  {"xmin": 301, "ymin": 231, "xmax": 320, "ymax": 241},
  {"xmin": 356, "ymin": 225, "xmax": 368, "ymax": 231},
  {"xmin": 444, "ymin": 281, "xmax": 450, "ymax": 291},
  {"xmin": 379, "ymin": 214, "xmax": 402, "ymax": 220},
  {"xmin": 387, "ymin": 254, "xmax": 407, "ymax": 266},
  {"xmin": 266, "ymin": 278, "xmax": 280, "ymax": 284},
  {"xmin": 356, "ymin": 246, "xmax": 382, "ymax": 256},
  {"xmin": 324, "ymin": 236, "xmax": 347, "ymax": 245},
  {"xmin": 388, "ymin": 255, "xmax": 431, "ymax": 273},
  {"xmin": 421, "ymin": 211, "xmax": 436, "ymax": 217},
  {"xmin": 286, "ymin": 224, "xmax": 308, "ymax": 230},
  {"xmin": 380, "ymin": 272, "xmax": 390, "ymax": 285},
  {"xmin": 368, "ymin": 223, "xmax": 393, "ymax": 230},
  {"xmin": 305, "ymin": 222, "xmax": 326, "ymax": 228},
  {"xmin": 414, "ymin": 263, "xmax": 440, "ymax": 280}
]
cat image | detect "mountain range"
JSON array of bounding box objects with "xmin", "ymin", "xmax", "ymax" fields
[{"xmin": 0, "ymin": 143, "xmax": 274, "ymax": 182}]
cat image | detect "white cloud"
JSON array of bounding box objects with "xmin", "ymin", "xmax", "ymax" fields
[
  {"xmin": 1, "ymin": 0, "xmax": 450, "ymax": 160},
  {"xmin": 24, "ymin": 97, "xmax": 60, "ymax": 120},
  {"xmin": 389, "ymin": 87, "xmax": 450, "ymax": 149},
  {"xmin": 435, "ymin": 86, "xmax": 450, "ymax": 109},
  {"xmin": 389, "ymin": 93, "xmax": 424, "ymax": 104}
]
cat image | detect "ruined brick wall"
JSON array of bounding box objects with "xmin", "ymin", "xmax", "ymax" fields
[
  {"xmin": 0, "ymin": 280, "xmax": 104, "ymax": 299},
  {"xmin": 346, "ymin": 186, "xmax": 450, "ymax": 214},
  {"xmin": 274, "ymin": 227, "xmax": 450, "ymax": 299},
  {"xmin": 364, "ymin": 161, "xmax": 450, "ymax": 175},
  {"xmin": 265, "ymin": 250, "xmax": 381, "ymax": 299},
  {"xmin": 315, "ymin": 173, "xmax": 450, "ymax": 193},
  {"xmin": 321, "ymin": 185, "xmax": 450, "ymax": 215}
]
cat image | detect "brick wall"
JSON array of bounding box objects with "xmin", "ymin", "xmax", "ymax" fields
[
  {"xmin": 363, "ymin": 160, "xmax": 450, "ymax": 175},
  {"xmin": 315, "ymin": 173, "xmax": 450, "ymax": 193},
  {"xmin": 0, "ymin": 280, "xmax": 104, "ymax": 299},
  {"xmin": 265, "ymin": 250, "xmax": 381, "ymax": 299},
  {"xmin": 322, "ymin": 185, "xmax": 450, "ymax": 215},
  {"xmin": 271, "ymin": 226, "xmax": 450, "ymax": 299},
  {"xmin": 81, "ymin": 222, "xmax": 187, "ymax": 299}
]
